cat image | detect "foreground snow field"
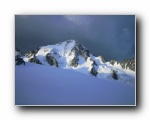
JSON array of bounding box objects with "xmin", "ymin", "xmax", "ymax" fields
[{"xmin": 15, "ymin": 63, "xmax": 135, "ymax": 105}]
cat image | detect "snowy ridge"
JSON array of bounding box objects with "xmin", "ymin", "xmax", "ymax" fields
[{"xmin": 16, "ymin": 39, "xmax": 135, "ymax": 85}]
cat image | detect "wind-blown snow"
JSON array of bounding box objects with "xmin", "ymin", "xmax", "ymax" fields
[{"xmin": 15, "ymin": 63, "xmax": 135, "ymax": 105}]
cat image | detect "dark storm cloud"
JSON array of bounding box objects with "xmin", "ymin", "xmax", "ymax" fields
[{"xmin": 15, "ymin": 15, "xmax": 135, "ymax": 61}]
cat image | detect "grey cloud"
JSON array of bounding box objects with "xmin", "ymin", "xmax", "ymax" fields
[{"xmin": 15, "ymin": 15, "xmax": 135, "ymax": 61}]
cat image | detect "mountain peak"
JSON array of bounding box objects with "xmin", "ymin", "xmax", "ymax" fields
[
  {"xmin": 66, "ymin": 39, "xmax": 78, "ymax": 43},
  {"xmin": 58, "ymin": 39, "xmax": 77, "ymax": 45},
  {"xmin": 16, "ymin": 39, "xmax": 135, "ymax": 83}
]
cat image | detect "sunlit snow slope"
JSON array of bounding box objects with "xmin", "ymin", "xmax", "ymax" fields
[{"xmin": 21, "ymin": 40, "xmax": 135, "ymax": 85}]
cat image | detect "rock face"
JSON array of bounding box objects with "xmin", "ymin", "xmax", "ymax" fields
[
  {"xmin": 87, "ymin": 57, "xmax": 98, "ymax": 77},
  {"xmin": 25, "ymin": 51, "xmax": 33, "ymax": 58},
  {"xmin": 67, "ymin": 41, "xmax": 99, "ymax": 77},
  {"xmin": 111, "ymin": 70, "xmax": 118, "ymax": 80},
  {"xmin": 15, "ymin": 48, "xmax": 25, "ymax": 65},
  {"xmin": 66, "ymin": 40, "xmax": 90, "ymax": 68},
  {"xmin": 29, "ymin": 55, "xmax": 42, "ymax": 65},
  {"xmin": 15, "ymin": 56, "xmax": 25, "ymax": 65},
  {"xmin": 99, "ymin": 56, "xmax": 106, "ymax": 63},
  {"xmin": 109, "ymin": 60, "xmax": 117, "ymax": 66},
  {"xmin": 81, "ymin": 50, "xmax": 90, "ymax": 60},
  {"xmin": 15, "ymin": 48, "xmax": 23, "ymax": 57},
  {"xmin": 76, "ymin": 43, "xmax": 90, "ymax": 61},
  {"xmin": 109, "ymin": 58, "xmax": 135, "ymax": 71},
  {"xmin": 25, "ymin": 47, "xmax": 40, "ymax": 58},
  {"xmin": 70, "ymin": 57, "xmax": 78, "ymax": 67},
  {"xmin": 120, "ymin": 58, "xmax": 135, "ymax": 71},
  {"xmin": 46, "ymin": 53, "xmax": 58, "ymax": 67},
  {"xmin": 24, "ymin": 48, "xmax": 42, "ymax": 64},
  {"xmin": 92, "ymin": 61, "xmax": 97, "ymax": 66},
  {"xmin": 90, "ymin": 67, "xmax": 98, "ymax": 76}
]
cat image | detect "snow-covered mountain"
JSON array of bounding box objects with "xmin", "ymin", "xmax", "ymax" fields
[
  {"xmin": 15, "ymin": 39, "xmax": 135, "ymax": 84},
  {"xmin": 15, "ymin": 39, "xmax": 136, "ymax": 105}
]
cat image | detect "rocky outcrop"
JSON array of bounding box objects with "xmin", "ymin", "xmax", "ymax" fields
[
  {"xmin": 15, "ymin": 56, "xmax": 25, "ymax": 65},
  {"xmin": 15, "ymin": 48, "xmax": 24, "ymax": 57},
  {"xmin": 81, "ymin": 50, "xmax": 90, "ymax": 60},
  {"xmin": 92, "ymin": 61, "xmax": 97, "ymax": 66},
  {"xmin": 99, "ymin": 56, "xmax": 106, "ymax": 63},
  {"xmin": 120, "ymin": 58, "xmax": 135, "ymax": 71},
  {"xmin": 69, "ymin": 41, "xmax": 90, "ymax": 67},
  {"xmin": 25, "ymin": 47, "xmax": 40, "ymax": 58},
  {"xmin": 46, "ymin": 53, "xmax": 58, "ymax": 67},
  {"xmin": 90, "ymin": 67, "xmax": 98, "ymax": 77},
  {"xmin": 109, "ymin": 60, "xmax": 118, "ymax": 65},
  {"xmin": 111, "ymin": 70, "xmax": 118, "ymax": 80},
  {"xmin": 109, "ymin": 58, "xmax": 135, "ymax": 71},
  {"xmin": 70, "ymin": 57, "xmax": 78, "ymax": 67},
  {"xmin": 29, "ymin": 55, "xmax": 42, "ymax": 65},
  {"xmin": 15, "ymin": 48, "xmax": 25, "ymax": 65},
  {"xmin": 25, "ymin": 51, "xmax": 34, "ymax": 58},
  {"xmin": 70, "ymin": 40, "xmax": 90, "ymax": 60},
  {"xmin": 87, "ymin": 57, "xmax": 98, "ymax": 76}
]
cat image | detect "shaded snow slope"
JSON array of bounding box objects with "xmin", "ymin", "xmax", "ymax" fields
[{"xmin": 15, "ymin": 63, "xmax": 135, "ymax": 105}]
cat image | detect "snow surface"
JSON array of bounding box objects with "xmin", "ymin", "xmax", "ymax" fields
[
  {"xmin": 15, "ymin": 63, "xmax": 135, "ymax": 105},
  {"xmin": 22, "ymin": 40, "xmax": 135, "ymax": 85}
]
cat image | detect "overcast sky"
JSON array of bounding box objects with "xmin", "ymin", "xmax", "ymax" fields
[{"xmin": 15, "ymin": 15, "xmax": 135, "ymax": 61}]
